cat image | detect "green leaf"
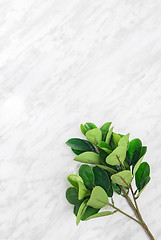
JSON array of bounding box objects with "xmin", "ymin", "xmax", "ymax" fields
[
  {"xmin": 79, "ymin": 164, "xmax": 95, "ymax": 190},
  {"xmin": 66, "ymin": 138, "xmax": 95, "ymax": 152},
  {"xmin": 71, "ymin": 148, "xmax": 84, "ymax": 155},
  {"xmin": 96, "ymin": 164, "xmax": 117, "ymax": 174},
  {"xmin": 68, "ymin": 174, "xmax": 83, "ymax": 190},
  {"xmin": 76, "ymin": 199, "xmax": 88, "ymax": 225},
  {"xmin": 97, "ymin": 141, "xmax": 112, "ymax": 154},
  {"xmin": 86, "ymin": 210, "xmax": 116, "ymax": 220},
  {"xmin": 105, "ymin": 126, "xmax": 114, "ymax": 144},
  {"xmin": 86, "ymin": 128, "xmax": 102, "ymax": 146},
  {"xmin": 100, "ymin": 122, "xmax": 112, "ymax": 141},
  {"xmin": 99, "ymin": 151, "xmax": 118, "ymax": 173},
  {"xmin": 80, "ymin": 124, "xmax": 87, "ymax": 135},
  {"xmin": 112, "ymin": 182, "xmax": 121, "ymax": 195},
  {"xmin": 74, "ymin": 152, "xmax": 101, "ymax": 165},
  {"xmin": 78, "ymin": 181, "xmax": 90, "ymax": 200},
  {"xmin": 87, "ymin": 186, "xmax": 109, "ymax": 209},
  {"xmin": 66, "ymin": 187, "xmax": 81, "ymax": 205},
  {"xmin": 111, "ymin": 170, "xmax": 132, "ymax": 187},
  {"xmin": 84, "ymin": 122, "xmax": 97, "ymax": 131},
  {"xmin": 118, "ymin": 133, "xmax": 130, "ymax": 150},
  {"xmin": 112, "ymin": 133, "xmax": 121, "ymax": 147},
  {"xmin": 136, "ymin": 176, "xmax": 150, "ymax": 198},
  {"xmin": 135, "ymin": 162, "xmax": 150, "ymax": 191},
  {"xmin": 140, "ymin": 146, "xmax": 147, "ymax": 158},
  {"xmin": 106, "ymin": 146, "xmax": 127, "ymax": 166},
  {"xmin": 132, "ymin": 155, "xmax": 145, "ymax": 175},
  {"xmin": 81, "ymin": 207, "xmax": 100, "ymax": 221},
  {"xmin": 127, "ymin": 138, "xmax": 142, "ymax": 166},
  {"xmin": 74, "ymin": 202, "xmax": 82, "ymax": 216},
  {"xmin": 93, "ymin": 166, "xmax": 113, "ymax": 197}
]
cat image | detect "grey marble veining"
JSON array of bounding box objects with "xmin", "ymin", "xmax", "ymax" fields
[{"xmin": 0, "ymin": 0, "xmax": 161, "ymax": 239}]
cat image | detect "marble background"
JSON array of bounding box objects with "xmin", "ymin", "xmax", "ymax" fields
[{"xmin": 0, "ymin": 0, "xmax": 161, "ymax": 239}]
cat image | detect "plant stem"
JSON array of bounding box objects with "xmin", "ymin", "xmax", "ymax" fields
[
  {"xmin": 109, "ymin": 203, "xmax": 142, "ymax": 226},
  {"xmin": 129, "ymin": 185, "xmax": 155, "ymax": 240}
]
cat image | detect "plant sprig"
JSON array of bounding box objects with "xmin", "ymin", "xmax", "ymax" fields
[{"xmin": 65, "ymin": 122, "xmax": 154, "ymax": 240}]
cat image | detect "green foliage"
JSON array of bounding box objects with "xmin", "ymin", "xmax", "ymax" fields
[
  {"xmin": 111, "ymin": 170, "xmax": 132, "ymax": 187},
  {"xmin": 79, "ymin": 164, "xmax": 95, "ymax": 190},
  {"xmin": 87, "ymin": 186, "xmax": 109, "ymax": 209},
  {"xmin": 93, "ymin": 166, "xmax": 113, "ymax": 197},
  {"xmin": 86, "ymin": 128, "xmax": 102, "ymax": 146},
  {"xmin": 66, "ymin": 187, "xmax": 81, "ymax": 205},
  {"xmin": 66, "ymin": 121, "xmax": 151, "ymax": 228},
  {"xmin": 135, "ymin": 162, "xmax": 150, "ymax": 192},
  {"xmin": 66, "ymin": 138, "xmax": 95, "ymax": 152},
  {"xmin": 100, "ymin": 122, "xmax": 112, "ymax": 141},
  {"xmin": 74, "ymin": 152, "xmax": 101, "ymax": 165}
]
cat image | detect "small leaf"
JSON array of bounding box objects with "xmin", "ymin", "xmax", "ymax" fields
[
  {"xmin": 111, "ymin": 170, "xmax": 132, "ymax": 187},
  {"xmin": 106, "ymin": 146, "xmax": 127, "ymax": 166},
  {"xmin": 105, "ymin": 126, "xmax": 114, "ymax": 144},
  {"xmin": 113, "ymin": 132, "xmax": 121, "ymax": 147},
  {"xmin": 127, "ymin": 138, "xmax": 142, "ymax": 166},
  {"xmin": 96, "ymin": 164, "xmax": 117, "ymax": 174},
  {"xmin": 79, "ymin": 164, "xmax": 95, "ymax": 190},
  {"xmin": 78, "ymin": 181, "xmax": 90, "ymax": 200},
  {"xmin": 81, "ymin": 207, "xmax": 100, "ymax": 221},
  {"xmin": 112, "ymin": 182, "xmax": 121, "ymax": 195},
  {"xmin": 118, "ymin": 133, "xmax": 130, "ymax": 150},
  {"xmin": 76, "ymin": 199, "xmax": 88, "ymax": 225},
  {"xmin": 80, "ymin": 124, "xmax": 87, "ymax": 135},
  {"xmin": 66, "ymin": 187, "xmax": 81, "ymax": 205},
  {"xmin": 86, "ymin": 128, "xmax": 102, "ymax": 146},
  {"xmin": 99, "ymin": 150, "xmax": 118, "ymax": 173},
  {"xmin": 136, "ymin": 176, "xmax": 150, "ymax": 197},
  {"xmin": 84, "ymin": 122, "xmax": 97, "ymax": 131},
  {"xmin": 68, "ymin": 174, "xmax": 83, "ymax": 190},
  {"xmin": 71, "ymin": 148, "xmax": 84, "ymax": 155},
  {"xmin": 132, "ymin": 155, "xmax": 145, "ymax": 175},
  {"xmin": 74, "ymin": 202, "xmax": 82, "ymax": 216},
  {"xmin": 87, "ymin": 186, "xmax": 109, "ymax": 209},
  {"xmin": 74, "ymin": 152, "xmax": 101, "ymax": 165},
  {"xmin": 66, "ymin": 138, "xmax": 95, "ymax": 152},
  {"xmin": 135, "ymin": 162, "xmax": 150, "ymax": 191},
  {"xmin": 97, "ymin": 141, "xmax": 112, "ymax": 154},
  {"xmin": 93, "ymin": 166, "xmax": 113, "ymax": 197},
  {"xmin": 140, "ymin": 146, "xmax": 147, "ymax": 158},
  {"xmin": 86, "ymin": 210, "xmax": 116, "ymax": 220},
  {"xmin": 100, "ymin": 122, "xmax": 112, "ymax": 141}
]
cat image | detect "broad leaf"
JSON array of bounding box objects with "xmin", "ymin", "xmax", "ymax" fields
[
  {"xmin": 96, "ymin": 164, "xmax": 117, "ymax": 174},
  {"xmin": 100, "ymin": 122, "xmax": 112, "ymax": 141},
  {"xmin": 81, "ymin": 206, "xmax": 100, "ymax": 221},
  {"xmin": 135, "ymin": 162, "xmax": 150, "ymax": 190},
  {"xmin": 86, "ymin": 210, "xmax": 116, "ymax": 220},
  {"xmin": 113, "ymin": 132, "xmax": 121, "ymax": 147},
  {"xmin": 79, "ymin": 164, "xmax": 95, "ymax": 190},
  {"xmin": 78, "ymin": 181, "xmax": 90, "ymax": 200},
  {"xmin": 112, "ymin": 182, "xmax": 121, "ymax": 195},
  {"xmin": 66, "ymin": 187, "xmax": 81, "ymax": 205},
  {"xmin": 132, "ymin": 155, "xmax": 145, "ymax": 175},
  {"xmin": 71, "ymin": 148, "xmax": 84, "ymax": 155},
  {"xmin": 68, "ymin": 174, "xmax": 83, "ymax": 190},
  {"xmin": 87, "ymin": 186, "xmax": 109, "ymax": 209},
  {"xmin": 93, "ymin": 166, "xmax": 113, "ymax": 197},
  {"xmin": 76, "ymin": 199, "xmax": 88, "ymax": 225},
  {"xmin": 74, "ymin": 152, "xmax": 101, "ymax": 165},
  {"xmin": 97, "ymin": 141, "xmax": 112, "ymax": 154},
  {"xmin": 111, "ymin": 170, "xmax": 132, "ymax": 187},
  {"xmin": 86, "ymin": 128, "xmax": 102, "ymax": 146},
  {"xmin": 140, "ymin": 146, "xmax": 147, "ymax": 158},
  {"xmin": 84, "ymin": 122, "xmax": 97, "ymax": 131},
  {"xmin": 66, "ymin": 138, "xmax": 95, "ymax": 152},
  {"xmin": 99, "ymin": 150, "xmax": 119, "ymax": 173},
  {"xmin": 127, "ymin": 138, "xmax": 142, "ymax": 166},
  {"xmin": 80, "ymin": 124, "xmax": 87, "ymax": 135},
  {"xmin": 105, "ymin": 126, "xmax": 114, "ymax": 144},
  {"xmin": 118, "ymin": 133, "xmax": 130, "ymax": 150},
  {"xmin": 106, "ymin": 146, "xmax": 127, "ymax": 166},
  {"xmin": 136, "ymin": 176, "xmax": 150, "ymax": 197}
]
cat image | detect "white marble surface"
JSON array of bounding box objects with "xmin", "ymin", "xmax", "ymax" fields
[{"xmin": 0, "ymin": 0, "xmax": 161, "ymax": 239}]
